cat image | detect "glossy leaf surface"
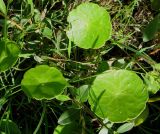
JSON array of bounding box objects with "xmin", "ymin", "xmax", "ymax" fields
[
  {"xmin": 67, "ymin": 2, "xmax": 112, "ymax": 49},
  {"xmin": 21, "ymin": 65, "xmax": 68, "ymax": 100},
  {"xmin": 89, "ymin": 70, "xmax": 148, "ymax": 122}
]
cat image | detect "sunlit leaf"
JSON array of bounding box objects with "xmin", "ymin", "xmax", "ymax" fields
[
  {"xmin": 89, "ymin": 70, "xmax": 148, "ymax": 122},
  {"xmin": 42, "ymin": 26, "xmax": 52, "ymax": 39},
  {"xmin": 0, "ymin": 0, "xmax": 6, "ymax": 15},
  {"xmin": 117, "ymin": 122, "xmax": 134, "ymax": 133},
  {"xmin": 67, "ymin": 2, "xmax": 112, "ymax": 49},
  {"xmin": 55, "ymin": 95, "xmax": 71, "ymax": 102},
  {"xmin": 21, "ymin": 65, "xmax": 68, "ymax": 100},
  {"xmin": 144, "ymin": 71, "xmax": 160, "ymax": 94}
]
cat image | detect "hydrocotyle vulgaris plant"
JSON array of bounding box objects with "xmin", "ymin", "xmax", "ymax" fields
[{"xmin": 18, "ymin": 2, "xmax": 152, "ymax": 133}]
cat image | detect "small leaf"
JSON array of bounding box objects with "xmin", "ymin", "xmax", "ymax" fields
[
  {"xmin": 89, "ymin": 70, "xmax": 148, "ymax": 122},
  {"xmin": 21, "ymin": 65, "xmax": 68, "ymax": 100},
  {"xmin": 76, "ymin": 85, "xmax": 89, "ymax": 102},
  {"xmin": 144, "ymin": 71, "xmax": 160, "ymax": 94},
  {"xmin": 117, "ymin": 122, "xmax": 134, "ymax": 133},
  {"xmin": 143, "ymin": 14, "xmax": 160, "ymax": 42},
  {"xmin": 99, "ymin": 127, "xmax": 108, "ymax": 134},
  {"xmin": 67, "ymin": 2, "xmax": 112, "ymax": 49},
  {"xmin": 42, "ymin": 26, "xmax": 52, "ymax": 39},
  {"xmin": 53, "ymin": 123, "xmax": 81, "ymax": 134},
  {"xmin": 58, "ymin": 109, "xmax": 80, "ymax": 125},
  {"xmin": 0, "ymin": 40, "xmax": 20, "ymax": 72},
  {"xmin": 0, "ymin": 119, "xmax": 21, "ymax": 134},
  {"xmin": 153, "ymin": 63, "xmax": 160, "ymax": 71},
  {"xmin": 55, "ymin": 95, "xmax": 71, "ymax": 102},
  {"xmin": 0, "ymin": 0, "xmax": 6, "ymax": 15}
]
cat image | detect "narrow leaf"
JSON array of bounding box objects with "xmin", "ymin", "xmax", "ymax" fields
[{"xmin": 0, "ymin": 0, "xmax": 6, "ymax": 15}]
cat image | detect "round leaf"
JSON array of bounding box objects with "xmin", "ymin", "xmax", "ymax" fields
[
  {"xmin": 67, "ymin": 2, "xmax": 112, "ymax": 49},
  {"xmin": 0, "ymin": 40, "xmax": 20, "ymax": 72},
  {"xmin": 89, "ymin": 70, "xmax": 148, "ymax": 122},
  {"xmin": 21, "ymin": 65, "xmax": 68, "ymax": 100}
]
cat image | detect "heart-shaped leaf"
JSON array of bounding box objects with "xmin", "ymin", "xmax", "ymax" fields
[
  {"xmin": 67, "ymin": 2, "xmax": 112, "ymax": 49},
  {"xmin": 0, "ymin": 40, "xmax": 20, "ymax": 72},
  {"xmin": 89, "ymin": 70, "xmax": 148, "ymax": 122},
  {"xmin": 21, "ymin": 65, "xmax": 68, "ymax": 100}
]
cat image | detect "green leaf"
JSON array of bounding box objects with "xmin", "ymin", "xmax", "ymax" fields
[
  {"xmin": 133, "ymin": 106, "xmax": 149, "ymax": 126},
  {"xmin": 27, "ymin": 0, "xmax": 34, "ymax": 16},
  {"xmin": 53, "ymin": 123, "xmax": 81, "ymax": 134},
  {"xmin": 97, "ymin": 61, "xmax": 109, "ymax": 73},
  {"xmin": 21, "ymin": 65, "xmax": 68, "ymax": 100},
  {"xmin": 55, "ymin": 95, "xmax": 71, "ymax": 102},
  {"xmin": 0, "ymin": 119, "xmax": 21, "ymax": 134},
  {"xmin": 151, "ymin": 0, "xmax": 160, "ymax": 10},
  {"xmin": 0, "ymin": 40, "xmax": 20, "ymax": 72},
  {"xmin": 143, "ymin": 14, "xmax": 160, "ymax": 42},
  {"xmin": 99, "ymin": 127, "xmax": 108, "ymax": 134},
  {"xmin": 89, "ymin": 70, "xmax": 148, "ymax": 122},
  {"xmin": 67, "ymin": 2, "xmax": 112, "ymax": 49},
  {"xmin": 76, "ymin": 85, "xmax": 89, "ymax": 102},
  {"xmin": 58, "ymin": 109, "xmax": 80, "ymax": 125},
  {"xmin": 0, "ymin": 0, "xmax": 6, "ymax": 15},
  {"xmin": 144, "ymin": 71, "xmax": 160, "ymax": 94},
  {"xmin": 117, "ymin": 122, "xmax": 134, "ymax": 133},
  {"xmin": 42, "ymin": 26, "xmax": 52, "ymax": 39},
  {"xmin": 153, "ymin": 63, "xmax": 160, "ymax": 71}
]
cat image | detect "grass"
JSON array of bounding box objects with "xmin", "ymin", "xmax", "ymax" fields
[{"xmin": 0, "ymin": 0, "xmax": 160, "ymax": 133}]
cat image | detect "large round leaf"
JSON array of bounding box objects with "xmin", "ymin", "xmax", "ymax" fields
[
  {"xmin": 66, "ymin": 2, "xmax": 112, "ymax": 49},
  {"xmin": 21, "ymin": 65, "xmax": 68, "ymax": 100},
  {"xmin": 89, "ymin": 70, "xmax": 148, "ymax": 122},
  {"xmin": 0, "ymin": 40, "xmax": 20, "ymax": 72}
]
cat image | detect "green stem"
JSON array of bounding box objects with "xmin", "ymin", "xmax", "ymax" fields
[
  {"xmin": 33, "ymin": 102, "xmax": 46, "ymax": 134},
  {"xmin": 4, "ymin": 15, "xmax": 7, "ymax": 40}
]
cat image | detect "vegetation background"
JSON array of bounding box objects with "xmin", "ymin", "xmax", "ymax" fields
[{"xmin": 0, "ymin": 0, "xmax": 160, "ymax": 134}]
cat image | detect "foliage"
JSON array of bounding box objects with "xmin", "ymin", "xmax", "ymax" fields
[{"xmin": 0, "ymin": 0, "xmax": 160, "ymax": 134}]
